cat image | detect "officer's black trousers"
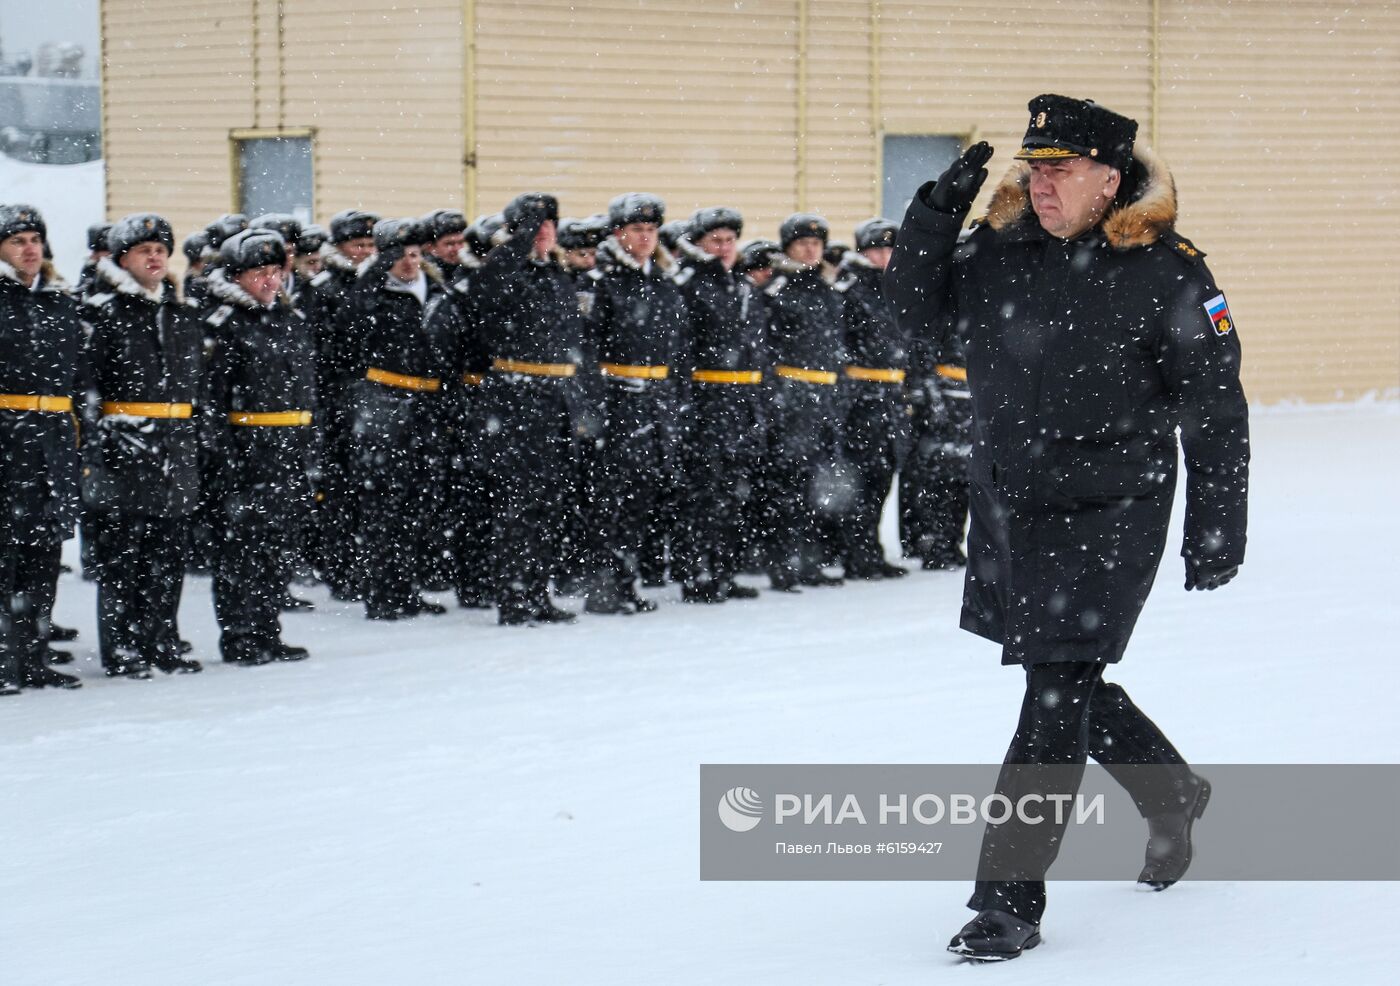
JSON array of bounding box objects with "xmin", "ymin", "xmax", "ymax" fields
[
  {"xmin": 449, "ymin": 433, "xmax": 497, "ymax": 605},
  {"xmin": 357, "ymin": 438, "xmax": 428, "ymax": 614},
  {"xmin": 844, "ymin": 439, "xmax": 898, "ymax": 572},
  {"xmin": 900, "ymin": 411, "xmax": 970, "ymax": 559},
  {"xmin": 212, "ymin": 523, "xmax": 289, "ymax": 659},
  {"xmin": 968, "ymin": 660, "xmax": 1191, "ymax": 923},
  {"xmin": 94, "ymin": 512, "xmax": 186, "ymax": 666},
  {"xmin": 482, "ymin": 383, "xmax": 575, "ymax": 609},
  {"xmin": 317, "ymin": 414, "xmax": 363, "ymax": 595},
  {"xmin": 676, "ymin": 443, "xmax": 758, "ymax": 587},
  {"xmin": 763, "ymin": 459, "xmax": 828, "ymax": 581},
  {"xmin": 0, "ymin": 531, "xmax": 63, "ymax": 679}
]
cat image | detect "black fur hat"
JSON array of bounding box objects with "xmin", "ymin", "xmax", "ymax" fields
[
  {"xmin": 250, "ymin": 213, "xmax": 304, "ymax": 246},
  {"xmin": 372, "ymin": 217, "xmax": 431, "ymax": 253},
  {"xmin": 779, "ymin": 213, "xmax": 829, "ymax": 249},
  {"xmin": 329, "ymin": 209, "xmax": 380, "ymax": 244},
  {"xmin": 107, "ymin": 213, "xmax": 175, "ymax": 260},
  {"xmin": 1015, "ymin": 94, "xmax": 1138, "ymax": 173},
  {"xmin": 220, "ymin": 228, "xmax": 287, "ymax": 273},
  {"xmin": 853, "ymin": 218, "xmax": 898, "ymax": 251},
  {"xmin": 296, "ymin": 224, "xmax": 328, "ymax": 256},
  {"xmin": 205, "ymin": 213, "xmax": 249, "ymax": 250},
  {"xmin": 87, "ymin": 222, "xmax": 113, "ymax": 252},
  {"xmin": 421, "ymin": 209, "xmax": 469, "ymax": 241},
  {"xmin": 503, "ymin": 192, "xmax": 560, "ymax": 229},
  {"xmin": 608, "ymin": 192, "xmax": 665, "ymax": 230},
  {"xmin": 0, "ymin": 203, "xmax": 46, "ymax": 245},
  {"xmin": 736, "ymin": 238, "xmax": 781, "ymax": 274},
  {"xmin": 182, "ymin": 230, "xmax": 210, "ymax": 265},
  {"xmin": 689, "ymin": 206, "xmax": 743, "ymax": 241},
  {"xmin": 557, "ymin": 215, "xmax": 609, "ymax": 251}
]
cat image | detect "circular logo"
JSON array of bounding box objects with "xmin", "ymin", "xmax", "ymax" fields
[{"xmin": 718, "ymin": 787, "xmax": 764, "ymax": 832}]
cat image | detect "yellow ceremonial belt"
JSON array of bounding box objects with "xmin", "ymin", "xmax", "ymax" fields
[
  {"xmin": 491, "ymin": 358, "xmax": 577, "ymax": 378},
  {"xmin": 935, "ymin": 364, "xmax": 968, "ymax": 383},
  {"xmin": 600, "ymin": 363, "xmax": 670, "ymax": 380},
  {"xmin": 101, "ymin": 401, "xmax": 193, "ymax": 419},
  {"xmin": 774, "ymin": 365, "xmax": 838, "ymax": 386},
  {"xmin": 0, "ymin": 394, "xmax": 73, "ymax": 413},
  {"xmin": 844, "ymin": 366, "xmax": 906, "ymax": 384},
  {"xmin": 229, "ymin": 410, "xmax": 312, "ymax": 427},
  {"xmin": 691, "ymin": 369, "xmax": 763, "ymax": 385},
  {"xmin": 366, "ymin": 366, "xmax": 442, "ymax": 392},
  {"xmin": 461, "ymin": 372, "xmax": 485, "ymax": 386}
]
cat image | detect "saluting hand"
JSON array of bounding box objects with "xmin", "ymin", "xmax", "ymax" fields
[{"xmin": 920, "ymin": 141, "xmax": 994, "ymax": 216}]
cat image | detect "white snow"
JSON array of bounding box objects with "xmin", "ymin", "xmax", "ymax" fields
[
  {"xmin": 3, "ymin": 403, "xmax": 1398, "ymax": 984},
  {"xmin": 0, "ymin": 153, "xmax": 105, "ymax": 282}
]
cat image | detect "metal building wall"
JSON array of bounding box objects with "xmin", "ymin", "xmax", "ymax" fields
[{"xmin": 99, "ymin": 0, "xmax": 1399, "ymax": 403}]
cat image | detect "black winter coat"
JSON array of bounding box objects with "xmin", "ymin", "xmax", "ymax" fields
[
  {"xmin": 81, "ymin": 259, "xmax": 201, "ymax": 516},
  {"xmin": 836, "ymin": 253, "xmax": 913, "ymax": 464},
  {"xmin": 763, "ymin": 258, "xmax": 848, "ymax": 464},
  {"xmin": 674, "ymin": 238, "xmax": 768, "ymax": 453},
  {"xmin": 0, "ymin": 260, "xmax": 85, "ymax": 544},
  {"xmin": 585, "ymin": 240, "xmax": 689, "ymax": 463},
  {"xmin": 886, "ymin": 150, "xmax": 1249, "ymax": 665},
  {"xmin": 200, "ymin": 269, "xmax": 318, "ymax": 540},
  {"xmin": 346, "ymin": 258, "xmax": 451, "ymax": 447},
  {"xmin": 301, "ymin": 249, "xmax": 364, "ymax": 410}
]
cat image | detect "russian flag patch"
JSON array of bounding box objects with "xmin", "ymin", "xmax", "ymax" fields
[{"xmin": 1203, "ymin": 293, "xmax": 1234, "ymax": 336}]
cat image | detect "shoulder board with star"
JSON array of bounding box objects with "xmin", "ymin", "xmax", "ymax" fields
[
  {"xmin": 585, "ymin": 268, "xmax": 605, "ymax": 283},
  {"xmin": 672, "ymin": 266, "xmax": 695, "ymax": 287},
  {"xmin": 833, "ymin": 274, "xmax": 856, "ymax": 294},
  {"xmin": 1162, "ymin": 231, "xmax": 1207, "ymax": 266},
  {"xmin": 764, "ymin": 275, "xmax": 788, "ymax": 297},
  {"xmin": 310, "ymin": 270, "xmax": 333, "ymax": 287},
  {"xmin": 453, "ymin": 279, "xmax": 471, "ymax": 295},
  {"xmin": 84, "ymin": 292, "xmax": 114, "ymax": 308},
  {"xmin": 205, "ymin": 304, "xmax": 234, "ymax": 328}
]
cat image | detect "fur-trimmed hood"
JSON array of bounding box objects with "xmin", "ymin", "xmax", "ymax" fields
[
  {"xmin": 596, "ymin": 236, "xmax": 678, "ymax": 277},
  {"xmin": 94, "ymin": 256, "xmax": 176, "ymax": 304},
  {"xmin": 206, "ymin": 266, "xmax": 274, "ymax": 310},
  {"xmin": 0, "ymin": 258, "xmax": 67, "ymax": 292},
  {"xmin": 984, "ymin": 146, "xmax": 1177, "ymax": 250}
]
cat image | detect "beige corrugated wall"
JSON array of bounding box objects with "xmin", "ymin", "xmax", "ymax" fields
[
  {"xmin": 103, "ymin": 0, "xmax": 464, "ymax": 240},
  {"xmin": 99, "ymin": 0, "xmax": 1399, "ymax": 402}
]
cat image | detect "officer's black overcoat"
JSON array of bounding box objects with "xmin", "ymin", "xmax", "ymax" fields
[
  {"xmin": 199, "ymin": 269, "xmax": 318, "ymax": 543},
  {"xmin": 82, "ymin": 258, "xmax": 201, "ymax": 516},
  {"xmin": 886, "ymin": 150, "xmax": 1249, "ymax": 664},
  {"xmin": 0, "ymin": 260, "xmax": 85, "ymax": 544}
]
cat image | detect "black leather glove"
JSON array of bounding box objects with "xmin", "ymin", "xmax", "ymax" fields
[
  {"xmin": 1184, "ymin": 559, "xmax": 1239, "ymax": 591},
  {"xmin": 920, "ymin": 141, "xmax": 994, "ymax": 216}
]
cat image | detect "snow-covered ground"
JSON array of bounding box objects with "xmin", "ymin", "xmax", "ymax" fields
[
  {"xmin": 0, "ymin": 153, "xmax": 105, "ymax": 282},
  {"xmin": 3, "ymin": 404, "xmax": 1398, "ymax": 985}
]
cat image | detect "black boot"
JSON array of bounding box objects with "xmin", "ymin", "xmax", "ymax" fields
[
  {"xmin": 24, "ymin": 659, "xmax": 84, "ymax": 689},
  {"xmin": 876, "ymin": 560, "xmax": 909, "ymax": 578},
  {"xmin": 264, "ymin": 641, "xmax": 310, "ymax": 662},
  {"xmin": 48, "ymin": 623, "xmax": 79, "ymax": 642},
  {"xmin": 404, "ymin": 595, "xmax": 447, "ymax": 616},
  {"xmin": 176, "ymin": 638, "xmax": 194, "ymax": 655},
  {"xmin": 768, "ymin": 572, "xmax": 802, "ymax": 593},
  {"xmin": 947, "ymin": 909, "xmax": 1041, "ymax": 961},
  {"xmin": 800, "ymin": 569, "xmax": 844, "ymax": 588},
  {"xmin": 682, "ymin": 581, "xmax": 728, "ymax": 604},
  {"xmin": 103, "ymin": 650, "xmax": 153, "ymax": 680},
  {"xmin": 455, "ymin": 588, "xmax": 494, "ymax": 610},
  {"xmin": 719, "ymin": 579, "xmax": 759, "ymax": 600},
  {"xmin": 922, "ymin": 544, "xmax": 967, "ymax": 571},
  {"xmin": 150, "ymin": 645, "xmax": 203, "ymax": 674},
  {"xmin": 623, "ymin": 585, "xmax": 658, "ymax": 613},
  {"xmin": 1, "ymin": 655, "xmax": 22, "ymax": 696},
  {"xmin": 46, "ymin": 647, "xmax": 74, "ymax": 665},
  {"xmin": 1138, "ymin": 774, "xmax": 1211, "ymax": 891},
  {"xmin": 223, "ymin": 641, "xmax": 273, "ymax": 666},
  {"xmin": 535, "ymin": 602, "xmax": 577, "ymax": 623},
  {"xmin": 585, "ymin": 584, "xmax": 635, "ymax": 615}
]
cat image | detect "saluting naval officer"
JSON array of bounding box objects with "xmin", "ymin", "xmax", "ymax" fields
[{"xmin": 886, "ymin": 95, "xmax": 1249, "ymax": 961}]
